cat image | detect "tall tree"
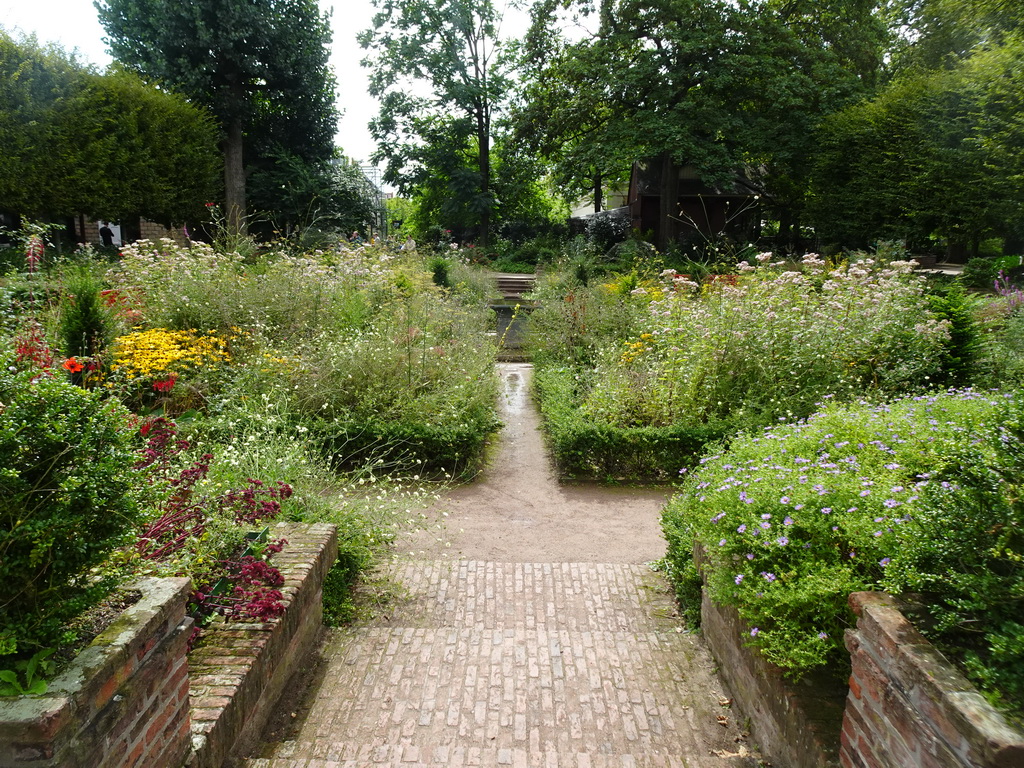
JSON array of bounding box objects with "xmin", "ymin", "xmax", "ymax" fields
[
  {"xmin": 359, "ymin": 0, "xmax": 510, "ymax": 245},
  {"xmin": 97, "ymin": 0, "xmax": 338, "ymax": 234},
  {"xmin": 513, "ymin": 0, "xmax": 885, "ymax": 249}
]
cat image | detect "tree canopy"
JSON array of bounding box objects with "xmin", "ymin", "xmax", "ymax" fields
[
  {"xmin": 97, "ymin": 0, "xmax": 338, "ymax": 233},
  {"xmin": 359, "ymin": 0, "xmax": 514, "ymax": 245},
  {"xmin": 512, "ymin": 0, "xmax": 885, "ymax": 247}
]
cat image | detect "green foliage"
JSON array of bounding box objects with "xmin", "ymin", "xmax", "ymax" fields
[
  {"xmin": 924, "ymin": 282, "xmax": 982, "ymax": 386},
  {"xmin": 0, "ymin": 354, "xmax": 141, "ymax": 656},
  {"xmin": 0, "ymin": 32, "xmax": 219, "ymax": 224},
  {"xmin": 98, "ymin": 0, "xmax": 338, "ymax": 229},
  {"xmin": 661, "ymin": 389, "xmax": 1014, "ymax": 681},
  {"xmin": 359, "ymin": 0, "xmax": 512, "ymax": 243},
  {"xmin": 0, "ymin": 648, "xmax": 55, "ymax": 696},
  {"xmin": 57, "ymin": 264, "xmax": 115, "ymax": 364},
  {"xmin": 809, "ymin": 61, "xmax": 1023, "ymax": 252},
  {"xmin": 513, "ymin": 0, "xmax": 884, "ymax": 231},
  {"xmin": 427, "ymin": 255, "xmax": 453, "ymax": 288},
  {"xmin": 534, "ymin": 366, "xmax": 726, "ymax": 480}
]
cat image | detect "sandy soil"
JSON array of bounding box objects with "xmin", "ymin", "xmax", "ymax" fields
[{"xmin": 397, "ymin": 363, "xmax": 675, "ymax": 563}]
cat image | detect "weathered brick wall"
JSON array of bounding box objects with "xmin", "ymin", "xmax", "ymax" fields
[
  {"xmin": 694, "ymin": 544, "xmax": 846, "ymax": 768},
  {"xmin": 186, "ymin": 522, "xmax": 338, "ymax": 768},
  {"xmin": 0, "ymin": 577, "xmax": 193, "ymax": 768},
  {"xmin": 699, "ymin": 590, "xmax": 846, "ymax": 768},
  {"xmin": 842, "ymin": 592, "xmax": 1024, "ymax": 768}
]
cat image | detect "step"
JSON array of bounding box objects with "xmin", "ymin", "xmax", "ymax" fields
[{"xmin": 246, "ymin": 741, "xmax": 757, "ymax": 766}]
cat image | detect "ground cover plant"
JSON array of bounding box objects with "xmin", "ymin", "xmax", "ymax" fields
[{"xmin": 661, "ymin": 389, "xmax": 1024, "ymax": 720}]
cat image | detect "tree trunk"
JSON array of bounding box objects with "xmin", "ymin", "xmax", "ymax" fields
[
  {"xmin": 224, "ymin": 112, "xmax": 246, "ymax": 237},
  {"xmin": 477, "ymin": 110, "xmax": 490, "ymax": 247},
  {"xmin": 659, "ymin": 154, "xmax": 679, "ymax": 253},
  {"xmin": 594, "ymin": 172, "xmax": 603, "ymax": 213}
]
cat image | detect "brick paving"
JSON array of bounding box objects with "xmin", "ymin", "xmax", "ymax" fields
[
  {"xmin": 244, "ymin": 365, "xmax": 757, "ymax": 767},
  {"xmin": 244, "ymin": 560, "xmax": 757, "ymax": 768}
]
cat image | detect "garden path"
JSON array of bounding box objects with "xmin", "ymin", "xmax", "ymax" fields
[{"xmin": 243, "ymin": 365, "xmax": 759, "ymax": 768}]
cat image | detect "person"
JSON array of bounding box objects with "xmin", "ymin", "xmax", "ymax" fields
[
  {"xmin": 99, "ymin": 222, "xmax": 114, "ymax": 248},
  {"xmin": 401, "ymin": 236, "xmax": 416, "ymax": 251}
]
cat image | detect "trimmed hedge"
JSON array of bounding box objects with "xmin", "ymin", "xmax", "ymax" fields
[
  {"xmin": 533, "ymin": 365, "xmax": 726, "ymax": 480},
  {"xmin": 315, "ymin": 415, "xmax": 500, "ymax": 479}
]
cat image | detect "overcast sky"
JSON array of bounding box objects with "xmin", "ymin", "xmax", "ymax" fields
[{"xmin": 0, "ymin": 0, "xmax": 531, "ymax": 174}]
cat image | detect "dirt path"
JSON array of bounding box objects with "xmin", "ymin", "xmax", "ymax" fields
[
  {"xmin": 244, "ymin": 365, "xmax": 759, "ymax": 767},
  {"xmin": 399, "ymin": 364, "xmax": 672, "ymax": 564}
]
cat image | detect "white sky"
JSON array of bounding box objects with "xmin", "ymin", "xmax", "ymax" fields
[{"xmin": 0, "ymin": 0, "xmax": 532, "ymax": 174}]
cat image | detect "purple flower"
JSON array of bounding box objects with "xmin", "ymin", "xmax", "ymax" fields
[
  {"xmin": 761, "ymin": 571, "xmax": 777, "ymax": 582},
  {"xmin": 750, "ymin": 627, "xmax": 760, "ymax": 637},
  {"xmin": 780, "ymin": 496, "xmax": 790, "ymax": 504},
  {"xmin": 884, "ymin": 499, "xmax": 900, "ymax": 508},
  {"xmin": 746, "ymin": 553, "xmax": 755, "ymax": 560},
  {"xmin": 783, "ymin": 516, "xmax": 794, "ymax": 526},
  {"xmin": 719, "ymin": 538, "xmax": 727, "ymax": 546},
  {"xmin": 859, "ymin": 490, "xmax": 871, "ymax": 497},
  {"xmin": 821, "ymin": 507, "xmax": 832, "ymax": 514},
  {"xmin": 711, "ymin": 512, "xmax": 726, "ymax": 524},
  {"xmin": 760, "ymin": 521, "xmax": 771, "ymax": 529},
  {"xmin": 735, "ymin": 574, "xmax": 745, "ymax": 584},
  {"xmin": 879, "ymin": 558, "xmax": 891, "ymax": 567},
  {"xmin": 761, "ymin": 513, "xmax": 772, "ymax": 519},
  {"xmin": 777, "ymin": 536, "xmax": 789, "ymax": 546},
  {"xmin": 818, "ymin": 632, "xmax": 829, "ymax": 640},
  {"xmin": 737, "ymin": 524, "xmax": 748, "ymax": 533}
]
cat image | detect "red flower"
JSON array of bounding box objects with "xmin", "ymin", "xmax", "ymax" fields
[
  {"xmin": 62, "ymin": 357, "xmax": 84, "ymax": 373},
  {"xmin": 153, "ymin": 376, "xmax": 177, "ymax": 393}
]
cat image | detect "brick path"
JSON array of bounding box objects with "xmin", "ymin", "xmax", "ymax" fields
[
  {"xmin": 244, "ymin": 560, "xmax": 756, "ymax": 767},
  {"xmin": 244, "ymin": 365, "xmax": 757, "ymax": 767}
]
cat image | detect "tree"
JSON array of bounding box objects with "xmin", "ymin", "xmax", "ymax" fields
[
  {"xmin": 247, "ymin": 151, "xmax": 385, "ymax": 241},
  {"xmin": 359, "ymin": 0, "xmax": 511, "ymax": 245},
  {"xmin": 97, "ymin": 0, "xmax": 338, "ymax": 234},
  {"xmin": 809, "ymin": 34, "xmax": 1024, "ymax": 256},
  {"xmin": 513, "ymin": 0, "xmax": 886, "ymax": 250},
  {"xmin": 0, "ymin": 32, "xmax": 219, "ymax": 225}
]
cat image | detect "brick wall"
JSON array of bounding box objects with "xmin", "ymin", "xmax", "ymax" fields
[
  {"xmin": 0, "ymin": 523, "xmax": 338, "ymax": 768},
  {"xmin": 699, "ymin": 590, "xmax": 847, "ymax": 768},
  {"xmin": 186, "ymin": 522, "xmax": 338, "ymax": 768},
  {"xmin": 0, "ymin": 577, "xmax": 194, "ymax": 768},
  {"xmin": 842, "ymin": 592, "xmax": 1024, "ymax": 768}
]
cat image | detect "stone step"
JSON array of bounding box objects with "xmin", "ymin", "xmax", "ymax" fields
[
  {"xmin": 494, "ymin": 273, "xmax": 536, "ymax": 300},
  {"xmin": 248, "ymin": 739, "xmax": 759, "ymax": 766},
  {"xmin": 245, "ymin": 741, "xmax": 756, "ymax": 766}
]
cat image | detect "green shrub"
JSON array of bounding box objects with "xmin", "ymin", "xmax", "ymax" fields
[
  {"xmin": 925, "ymin": 282, "xmax": 982, "ymax": 386},
  {"xmin": 662, "ymin": 389, "xmax": 1013, "ymax": 685},
  {"xmin": 534, "ymin": 366, "xmax": 726, "ymax": 480},
  {"xmin": 0, "ymin": 354, "xmax": 141, "ymax": 656},
  {"xmin": 583, "ymin": 253, "xmax": 951, "ymax": 430}
]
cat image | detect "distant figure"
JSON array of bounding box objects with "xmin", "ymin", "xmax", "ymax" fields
[
  {"xmin": 99, "ymin": 222, "xmax": 114, "ymax": 248},
  {"xmin": 401, "ymin": 236, "xmax": 416, "ymax": 251},
  {"xmin": 349, "ymin": 230, "xmax": 364, "ymax": 244}
]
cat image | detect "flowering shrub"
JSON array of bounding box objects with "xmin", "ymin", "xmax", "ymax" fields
[
  {"xmin": 133, "ymin": 417, "xmax": 293, "ymax": 629},
  {"xmin": 0, "ymin": 352, "xmax": 141, "ymax": 657},
  {"xmin": 106, "ymin": 327, "xmax": 235, "ymax": 412},
  {"xmin": 662, "ymin": 389, "xmax": 1014, "ymax": 682},
  {"xmin": 583, "ymin": 253, "xmax": 951, "ymax": 430}
]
